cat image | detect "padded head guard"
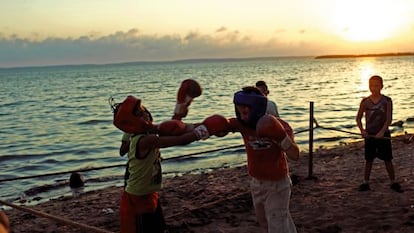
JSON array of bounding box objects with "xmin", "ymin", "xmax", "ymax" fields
[
  {"xmin": 233, "ymin": 86, "xmax": 267, "ymax": 128},
  {"xmin": 113, "ymin": 95, "xmax": 153, "ymax": 134}
]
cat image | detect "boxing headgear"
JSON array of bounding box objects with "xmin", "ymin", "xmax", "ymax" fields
[
  {"xmin": 112, "ymin": 95, "xmax": 153, "ymax": 134},
  {"xmin": 233, "ymin": 87, "xmax": 267, "ymax": 128}
]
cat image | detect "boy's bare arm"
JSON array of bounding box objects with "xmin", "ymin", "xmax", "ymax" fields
[
  {"xmin": 285, "ymin": 142, "xmax": 300, "ymax": 161},
  {"xmin": 136, "ymin": 132, "xmax": 199, "ymax": 158},
  {"xmin": 154, "ymin": 132, "xmax": 199, "ymax": 148},
  {"xmin": 356, "ymin": 102, "xmax": 366, "ymax": 136},
  {"xmin": 119, "ymin": 140, "xmax": 130, "ymax": 156}
]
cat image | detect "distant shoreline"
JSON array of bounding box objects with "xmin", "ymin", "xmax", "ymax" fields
[
  {"xmin": 315, "ymin": 52, "xmax": 414, "ymax": 59},
  {"xmin": 2, "ymin": 53, "xmax": 413, "ymax": 69}
]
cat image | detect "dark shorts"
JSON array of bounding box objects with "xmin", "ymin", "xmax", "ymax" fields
[{"xmin": 364, "ymin": 131, "xmax": 392, "ymax": 161}]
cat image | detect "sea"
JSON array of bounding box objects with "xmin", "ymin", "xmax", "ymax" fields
[{"xmin": 1, "ymin": 56, "xmax": 414, "ymax": 206}]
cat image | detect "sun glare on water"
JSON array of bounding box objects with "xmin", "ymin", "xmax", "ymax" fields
[
  {"xmin": 332, "ymin": 0, "xmax": 403, "ymax": 42},
  {"xmin": 357, "ymin": 60, "xmax": 376, "ymax": 91}
]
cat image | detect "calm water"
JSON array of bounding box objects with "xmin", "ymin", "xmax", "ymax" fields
[{"xmin": 1, "ymin": 56, "xmax": 414, "ymax": 204}]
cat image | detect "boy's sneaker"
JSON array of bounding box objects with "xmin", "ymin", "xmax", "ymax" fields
[
  {"xmin": 390, "ymin": 182, "xmax": 403, "ymax": 193},
  {"xmin": 358, "ymin": 183, "xmax": 370, "ymax": 191}
]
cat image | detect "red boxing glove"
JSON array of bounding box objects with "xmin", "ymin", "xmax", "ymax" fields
[
  {"xmin": 256, "ymin": 115, "xmax": 293, "ymax": 150},
  {"xmin": 157, "ymin": 120, "xmax": 187, "ymax": 136},
  {"xmin": 173, "ymin": 79, "xmax": 202, "ymax": 120},
  {"xmin": 202, "ymin": 114, "xmax": 230, "ymax": 137}
]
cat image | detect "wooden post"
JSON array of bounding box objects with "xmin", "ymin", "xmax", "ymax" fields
[{"xmin": 307, "ymin": 101, "xmax": 314, "ymax": 179}]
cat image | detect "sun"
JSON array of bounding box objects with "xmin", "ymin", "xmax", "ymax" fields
[{"xmin": 331, "ymin": 0, "xmax": 403, "ymax": 42}]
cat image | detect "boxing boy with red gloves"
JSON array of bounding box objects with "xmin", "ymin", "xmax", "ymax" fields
[
  {"xmin": 112, "ymin": 94, "xmax": 229, "ymax": 233},
  {"xmin": 156, "ymin": 85, "xmax": 301, "ymax": 233},
  {"xmin": 226, "ymin": 86, "xmax": 300, "ymax": 233}
]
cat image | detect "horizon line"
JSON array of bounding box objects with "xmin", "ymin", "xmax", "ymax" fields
[{"xmin": 1, "ymin": 52, "xmax": 414, "ymax": 70}]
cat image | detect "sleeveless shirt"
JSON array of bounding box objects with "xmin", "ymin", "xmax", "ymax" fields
[
  {"xmin": 229, "ymin": 117, "xmax": 293, "ymax": 181},
  {"xmin": 125, "ymin": 134, "xmax": 162, "ymax": 196},
  {"xmin": 361, "ymin": 95, "xmax": 391, "ymax": 135}
]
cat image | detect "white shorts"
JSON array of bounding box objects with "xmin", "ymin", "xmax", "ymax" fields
[{"xmin": 250, "ymin": 176, "xmax": 297, "ymax": 233}]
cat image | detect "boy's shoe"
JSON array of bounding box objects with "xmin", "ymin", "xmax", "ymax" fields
[
  {"xmin": 390, "ymin": 182, "xmax": 404, "ymax": 193},
  {"xmin": 358, "ymin": 183, "xmax": 370, "ymax": 191}
]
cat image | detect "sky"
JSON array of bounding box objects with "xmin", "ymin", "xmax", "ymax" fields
[{"xmin": 1, "ymin": 0, "xmax": 414, "ymax": 68}]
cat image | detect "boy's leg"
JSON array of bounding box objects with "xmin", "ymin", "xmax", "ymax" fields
[
  {"xmin": 379, "ymin": 135, "xmax": 395, "ymax": 182},
  {"xmin": 359, "ymin": 160, "xmax": 373, "ymax": 191},
  {"xmin": 384, "ymin": 161, "xmax": 395, "ymax": 181},
  {"xmin": 385, "ymin": 160, "xmax": 403, "ymax": 192},
  {"xmin": 364, "ymin": 160, "xmax": 373, "ymax": 182},
  {"xmin": 361, "ymin": 138, "xmax": 376, "ymax": 190},
  {"xmin": 250, "ymin": 178, "xmax": 268, "ymax": 231},
  {"xmin": 265, "ymin": 177, "xmax": 297, "ymax": 233},
  {"xmin": 120, "ymin": 192, "xmax": 137, "ymax": 233},
  {"xmin": 142, "ymin": 200, "xmax": 167, "ymax": 233}
]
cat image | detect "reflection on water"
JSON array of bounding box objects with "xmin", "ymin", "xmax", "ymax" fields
[{"xmin": 357, "ymin": 60, "xmax": 375, "ymax": 91}]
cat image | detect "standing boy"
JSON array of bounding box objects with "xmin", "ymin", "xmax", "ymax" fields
[
  {"xmin": 356, "ymin": 75, "xmax": 403, "ymax": 193},
  {"xmin": 255, "ymin": 80, "xmax": 280, "ymax": 117},
  {"xmin": 228, "ymin": 86, "xmax": 300, "ymax": 233}
]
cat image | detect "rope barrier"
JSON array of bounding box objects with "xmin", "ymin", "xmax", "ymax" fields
[
  {"xmin": 315, "ymin": 125, "xmax": 392, "ymax": 140},
  {"xmin": 312, "ymin": 118, "xmax": 392, "ymax": 140},
  {"xmin": 0, "ymin": 164, "xmax": 124, "ymax": 183},
  {"xmin": 294, "ymin": 128, "xmax": 312, "ymax": 134},
  {"xmin": 316, "ymin": 126, "xmax": 360, "ymax": 136},
  {"xmin": 0, "ymin": 199, "xmax": 114, "ymax": 233},
  {"xmin": 1, "ymin": 122, "xmax": 401, "ymax": 184},
  {"xmin": 0, "ymin": 145, "xmax": 246, "ymax": 183},
  {"xmin": 162, "ymin": 144, "xmax": 244, "ymax": 161}
]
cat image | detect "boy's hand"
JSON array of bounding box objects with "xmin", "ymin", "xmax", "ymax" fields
[
  {"xmin": 359, "ymin": 129, "xmax": 368, "ymax": 138},
  {"xmin": 375, "ymin": 131, "xmax": 385, "ymax": 138}
]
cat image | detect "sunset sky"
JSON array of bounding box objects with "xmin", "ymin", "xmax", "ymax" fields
[{"xmin": 1, "ymin": 0, "xmax": 413, "ymax": 68}]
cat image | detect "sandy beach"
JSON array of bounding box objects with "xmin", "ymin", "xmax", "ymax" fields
[{"xmin": 3, "ymin": 134, "xmax": 414, "ymax": 233}]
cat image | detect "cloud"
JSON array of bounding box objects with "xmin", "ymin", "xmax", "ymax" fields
[
  {"xmin": 0, "ymin": 28, "xmax": 339, "ymax": 68},
  {"xmin": 215, "ymin": 27, "xmax": 227, "ymax": 33}
]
